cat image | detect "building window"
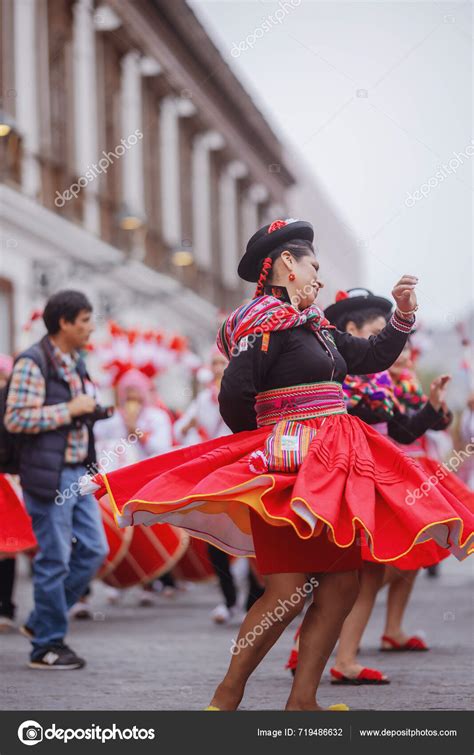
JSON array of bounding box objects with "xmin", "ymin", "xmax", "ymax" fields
[
  {"xmin": 142, "ymin": 79, "xmax": 163, "ymax": 271},
  {"xmin": 96, "ymin": 31, "xmax": 124, "ymax": 247},
  {"xmin": 0, "ymin": 0, "xmax": 22, "ymax": 187},
  {"xmin": 38, "ymin": 0, "xmax": 81, "ymax": 220},
  {"xmin": 0, "ymin": 0, "xmax": 15, "ymax": 119}
]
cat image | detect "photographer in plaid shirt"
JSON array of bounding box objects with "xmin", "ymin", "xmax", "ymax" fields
[{"xmin": 5, "ymin": 291, "xmax": 108, "ymax": 670}]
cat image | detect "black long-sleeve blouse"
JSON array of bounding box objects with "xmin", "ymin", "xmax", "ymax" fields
[
  {"xmin": 351, "ymin": 400, "xmax": 452, "ymax": 445},
  {"xmin": 219, "ymin": 316, "xmax": 413, "ymax": 433}
]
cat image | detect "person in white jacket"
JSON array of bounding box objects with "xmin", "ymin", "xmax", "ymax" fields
[
  {"xmin": 174, "ymin": 349, "xmax": 263, "ymax": 623},
  {"xmin": 80, "ymin": 368, "xmax": 173, "ymax": 611},
  {"xmin": 173, "ymin": 350, "xmax": 231, "ymax": 446}
]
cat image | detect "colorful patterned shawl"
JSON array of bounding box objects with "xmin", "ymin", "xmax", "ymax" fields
[
  {"xmin": 393, "ymin": 369, "xmax": 427, "ymax": 411},
  {"xmin": 343, "ymin": 370, "xmax": 402, "ymax": 419},
  {"xmin": 217, "ymin": 295, "xmax": 335, "ymax": 359}
]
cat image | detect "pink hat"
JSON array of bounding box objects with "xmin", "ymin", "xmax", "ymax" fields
[
  {"xmin": 0, "ymin": 354, "xmax": 13, "ymax": 375},
  {"xmin": 116, "ymin": 368, "xmax": 153, "ymax": 407}
]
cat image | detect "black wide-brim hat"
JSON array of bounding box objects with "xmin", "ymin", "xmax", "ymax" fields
[
  {"xmin": 324, "ymin": 288, "xmax": 392, "ymax": 325},
  {"xmin": 238, "ymin": 219, "xmax": 314, "ymax": 282}
]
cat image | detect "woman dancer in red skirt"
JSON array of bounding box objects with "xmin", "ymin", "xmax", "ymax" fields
[{"xmin": 85, "ymin": 219, "xmax": 473, "ymax": 711}]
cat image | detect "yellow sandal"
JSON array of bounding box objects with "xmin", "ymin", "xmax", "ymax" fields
[{"xmin": 205, "ymin": 703, "xmax": 348, "ymax": 711}]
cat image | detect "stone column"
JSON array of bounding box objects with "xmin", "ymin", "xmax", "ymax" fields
[
  {"xmin": 120, "ymin": 51, "xmax": 145, "ymax": 223},
  {"xmin": 159, "ymin": 96, "xmax": 196, "ymax": 249},
  {"xmin": 72, "ymin": 0, "xmax": 100, "ymax": 233},
  {"xmin": 241, "ymin": 183, "xmax": 269, "ymax": 248},
  {"xmin": 219, "ymin": 160, "xmax": 248, "ymax": 289},
  {"xmin": 191, "ymin": 130, "xmax": 225, "ymax": 270}
]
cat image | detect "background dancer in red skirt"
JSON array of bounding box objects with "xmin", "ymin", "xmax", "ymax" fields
[
  {"xmin": 86, "ymin": 219, "xmax": 474, "ymax": 711},
  {"xmin": 286, "ymin": 289, "xmax": 471, "ymax": 684},
  {"xmin": 378, "ymin": 348, "xmax": 471, "ymax": 651}
]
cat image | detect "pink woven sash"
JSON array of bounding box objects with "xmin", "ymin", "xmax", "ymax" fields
[{"xmin": 255, "ymin": 381, "xmax": 346, "ymax": 427}]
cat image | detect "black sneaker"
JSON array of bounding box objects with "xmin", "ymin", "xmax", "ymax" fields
[
  {"xmin": 20, "ymin": 624, "xmax": 35, "ymax": 640},
  {"xmin": 29, "ymin": 642, "xmax": 86, "ymax": 670}
]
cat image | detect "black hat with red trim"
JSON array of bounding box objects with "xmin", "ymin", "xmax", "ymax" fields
[
  {"xmin": 238, "ymin": 218, "xmax": 314, "ymax": 282},
  {"xmin": 324, "ymin": 288, "xmax": 392, "ymax": 325}
]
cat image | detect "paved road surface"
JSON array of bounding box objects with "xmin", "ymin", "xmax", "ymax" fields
[{"xmin": 0, "ymin": 555, "xmax": 472, "ymax": 711}]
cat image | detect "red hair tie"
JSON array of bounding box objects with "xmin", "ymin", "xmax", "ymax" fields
[
  {"xmin": 335, "ymin": 290, "xmax": 349, "ymax": 301},
  {"xmin": 254, "ymin": 257, "xmax": 273, "ymax": 298}
]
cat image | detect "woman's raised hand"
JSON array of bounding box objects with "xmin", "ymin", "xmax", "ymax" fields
[
  {"xmin": 392, "ymin": 275, "xmax": 418, "ymax": 315},
  {"xmin": 429, "ymin": 374, "xmax": 451, "ymax": 411}
]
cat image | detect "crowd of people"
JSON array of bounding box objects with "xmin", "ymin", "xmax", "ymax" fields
[{"xmin": 0, "ymin": 217, "xmax": 473, "ymax": 712}]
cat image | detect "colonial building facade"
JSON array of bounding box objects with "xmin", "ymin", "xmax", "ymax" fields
[{"xmin": 0, "ymin": 0, "xmax": 362, "ymax": 356}]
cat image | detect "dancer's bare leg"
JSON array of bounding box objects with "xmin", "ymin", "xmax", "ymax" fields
[
  {"xmin": 332, "ymin": 562, "xmax": 385, "ymax": 678},
  {"xmin": 209, "ymin": 572, "xmax": 308, "ymax": 710},
  {"xmin": 382, "ymin": 567, "xmax": 418, "ymax": 645},
  {"xmin": 286, "ymin": 570, "xmax": 360, "ymax": 710}
]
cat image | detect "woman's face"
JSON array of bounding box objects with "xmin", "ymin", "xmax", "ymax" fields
[
  {"xmin": 286, "ymin": 252, "xmax": 324, "ymax": 310},
  {"xmin": 124, "ymin": 386, "xmax": 145, "ymax": 406},
  {"xmin": 389, "ymin": 344, "xmax": 413, "ymax": 378},
  {"xmin": 346, "ymin": 316, "xmax": 387, "ymax": 339}
]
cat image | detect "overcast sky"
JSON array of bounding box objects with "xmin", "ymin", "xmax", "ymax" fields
[{"xmin": 190, "ymin": 0, "xmax": 473, "ymax": 327}]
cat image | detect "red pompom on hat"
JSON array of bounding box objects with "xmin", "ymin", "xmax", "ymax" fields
[{"xmin": 267, "ymin": 219, "xmax": 288, "ymax": 233}]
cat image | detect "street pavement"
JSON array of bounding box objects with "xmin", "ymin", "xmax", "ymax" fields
[{"xmin": 0, "ymin": 555, "xmax": 472, "ymax": 711}]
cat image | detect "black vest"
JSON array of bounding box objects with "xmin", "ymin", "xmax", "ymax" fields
[{"xmin": 15, "ymin": 336, "xmax": 96, "ymax": 501}]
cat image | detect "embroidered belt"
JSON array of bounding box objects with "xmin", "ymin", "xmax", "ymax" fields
[{"xmin": 255, "ymin": 381, "xmax": 347, "ymax": 427}]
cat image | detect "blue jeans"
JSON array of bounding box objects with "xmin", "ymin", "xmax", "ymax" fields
[{"xmin": 23, "ymin": 465, "xmax": 109, "ymax": 658}]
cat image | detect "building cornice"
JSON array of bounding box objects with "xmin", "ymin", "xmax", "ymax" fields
[{"xmin": 106, "ymin": 0, "xmax": 294, "ymax": 194}]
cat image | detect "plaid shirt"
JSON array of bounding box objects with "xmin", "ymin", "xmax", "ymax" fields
[{"xmin": 5, "ymin": 341, "xmax": 89, "ymax": 463}]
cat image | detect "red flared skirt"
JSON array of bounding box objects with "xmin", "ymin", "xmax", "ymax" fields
[
  {"xmin": 249, "ymin": 508, "xmax": 361, "ymax": 574},
  {"xmin": 0, "ymin": 475, "xmax": 36, "ymax": 554},
  {"xmin": 361, "ymin": 456, "xmax": 473, "ymax": 570},
  {"xmin": 87, "ymin": 414, "xmax": 474, "ymax": 573}
]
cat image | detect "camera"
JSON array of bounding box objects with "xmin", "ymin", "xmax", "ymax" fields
[
  {"xmin": 88, "ymin": 404, "xmax": 115, "ymax": 423},
  {"xmin": 73, "ymin": 404, "xmax": 114, "ymax": 429},
  {"xmin": 20, "ymin": 724, "xmax": 43, "ymax": 743}
]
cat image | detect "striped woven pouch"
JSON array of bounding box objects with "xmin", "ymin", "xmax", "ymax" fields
[{"xmin": 264, "ymin": 420, "xmax": 317, "ymax": 473}]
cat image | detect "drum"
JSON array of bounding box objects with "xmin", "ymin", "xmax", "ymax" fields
[
  {"xmin": 98, "ymin": 496, "xmax": 133, "ymax": 580},
  {"xmin": 172, "ymin": 537, "xmax": 216, "ymax": 582},
  {"xmin": 103, "ymin": 517, "xmax": 189, "ymax": 589}
]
